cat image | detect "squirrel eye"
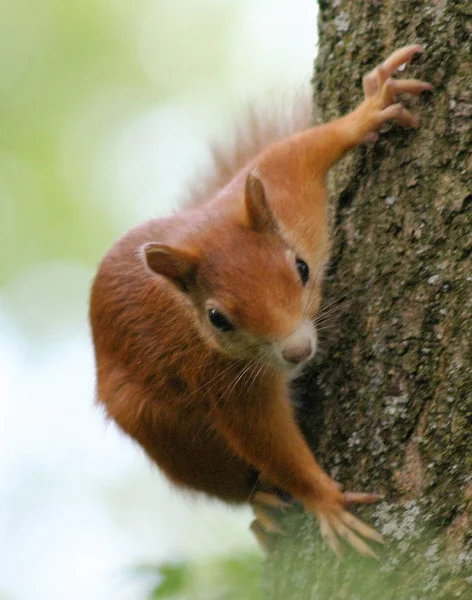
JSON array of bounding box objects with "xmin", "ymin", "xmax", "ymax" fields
[
  {"xmin": 208, "ymin": 308, "xmax": 234, "ymax": 332},
  {"xmin": 296, "ymin": 258, "xmax": 309, "ymax": 285}
]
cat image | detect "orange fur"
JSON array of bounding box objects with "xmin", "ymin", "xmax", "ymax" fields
[{"xmin": 90, "ymin": 46, "xmax": 431, "ymax": 553}]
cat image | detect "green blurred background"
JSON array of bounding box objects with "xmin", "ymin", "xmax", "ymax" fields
[{"xmin": 0, "ymin": 1, "xmax": 317, "ymax": 598}]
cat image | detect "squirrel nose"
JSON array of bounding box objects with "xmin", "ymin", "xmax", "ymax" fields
[{"xmin": 282, "ymin": 339, "xmax": 313, "ymax": 364}]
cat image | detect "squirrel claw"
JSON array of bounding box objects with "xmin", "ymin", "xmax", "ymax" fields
[
  {"xmin": 312, "ymin": 488, "xmax": 384, "ymax": 558},
  {"xmin": 250, "ymin": 490, "xmax": 293, "ymax": 554},
  {"xmin": 250, "ymin": 519, "xmax": 279, "ymax": 554},
  {"xmin": 252, "ymin": 490, "xmax": 293, "ymax": 511},
  {"xmin": 358, "ymin": 45, "xmax": 431, "ymax": 136},
  {"xmin": 319, "ymin": 514, "xmax": 345, "ymax": 558},
  {"xmin": 252, "ymin": 504, "xmax": 286, "ymax": 535},
  {"xmin": 250, "ymin": 489, "xmax": 294, "ymax": 552},
  {"xmin": 320, "ymin": 512, "xmax": 378, "ymax": 559},
  {"xmin": 343, "ymin": 491, "xmax": 384, "ymax": 505},
  {"xmin": 318, "ymin": 507, "xmax": 383, "ymax": 559},
  {"xmin": 339, "ymin": 510, "xmax": 385, "ymax": 545},
  {"xmin": 363, "ymin": 44, "xmax": 425, "ymax": 97}
]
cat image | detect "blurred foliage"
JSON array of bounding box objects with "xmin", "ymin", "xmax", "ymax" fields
[
  {"xmin": 1, "ymin": 0, "xmax": 137, "ymax": 283},
  {"xmin": 0, "ymin": 0, "xmax": 244, "ymax": 286},
  {"xmin": 262, "ymin": 509, "xmax": 472, "ymax": 599},
  {"xmin": 0, "ymin": 0, "xmax": 243, "ymax": 338},
  {"xmin": 134, "ymin": 553, "xmax": 263, "ymax": 600}
]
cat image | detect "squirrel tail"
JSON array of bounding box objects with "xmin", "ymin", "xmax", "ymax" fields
[{"xmin": 185, "ymin": 86, "xmax": 314, "ymax": 207}]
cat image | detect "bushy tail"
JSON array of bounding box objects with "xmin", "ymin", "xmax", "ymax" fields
[{"xmin": 185, "ymin": 87, "xmax": 314, "ymax": 207}]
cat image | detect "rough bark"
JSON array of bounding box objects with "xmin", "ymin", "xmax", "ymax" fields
[{"xmin": 264, "ymin": 2, "xmax": 471, "ymax": 598}]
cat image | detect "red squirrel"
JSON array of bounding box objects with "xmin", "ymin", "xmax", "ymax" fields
[{"xmin": 90, "ymin": 46, "xmax": 431, "ymax": 556}]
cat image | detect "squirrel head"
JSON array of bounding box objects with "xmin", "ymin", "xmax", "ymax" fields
[{"xmin": 141, "ymin": 174, "xmax": 327, "ymax": 372}]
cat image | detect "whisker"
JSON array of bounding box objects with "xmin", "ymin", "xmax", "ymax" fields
[{"xmin": 192, "ymin": 358, "xmax": 260, "ymax": 441}]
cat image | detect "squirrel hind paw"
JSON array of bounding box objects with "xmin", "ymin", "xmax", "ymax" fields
[
  {"xmin": 250, "ymin": 519, "xmax": 280, "ymax": 555},
  {"xmin": 250, "ymin": 490, "xmax": 296, "ymax": 553}
]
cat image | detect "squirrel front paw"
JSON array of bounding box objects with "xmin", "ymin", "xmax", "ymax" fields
[
  {"xmin": 357, "ymin": 44, "xmax": 432, "ymax": 142},
  {"xmin": 305, "ymin": 485, "xmax": 384, "ymax": 558}
]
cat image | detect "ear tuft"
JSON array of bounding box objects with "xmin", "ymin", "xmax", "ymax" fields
[
  {"xmin": 142, "ymin": 242, "xmax": 199, "ymax": 292},
  {"xmin": 245, "ymin": 172, "xmax": 278, "ymax": 234}
]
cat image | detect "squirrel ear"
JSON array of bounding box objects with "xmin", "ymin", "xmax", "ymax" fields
[
  {"xmin": 245, "ymin": 172, "xmax": 278, "ymax": 234},
  {"xmin": 142, "ymin": 242, "xmax": 199, "ymax": 292}
]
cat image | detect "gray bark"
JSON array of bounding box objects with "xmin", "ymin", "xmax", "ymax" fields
[{"xmin": 264, "ymin": 2, "xmax": 471, "ymax": 598}]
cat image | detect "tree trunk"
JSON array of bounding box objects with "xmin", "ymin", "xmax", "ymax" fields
[{"xmin": 264, "ymin": 2, "xmax": 471, "ymax": 598}]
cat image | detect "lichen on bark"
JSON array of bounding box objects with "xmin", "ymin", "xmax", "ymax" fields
[{"xmin": 264, "ymin": 1, "xmax": 471, "ymax": 598}]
